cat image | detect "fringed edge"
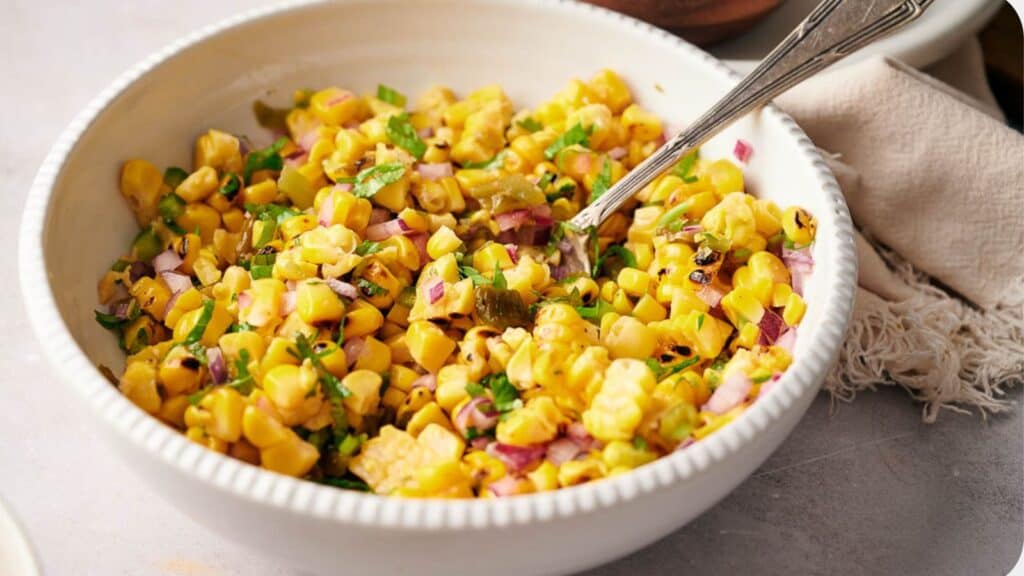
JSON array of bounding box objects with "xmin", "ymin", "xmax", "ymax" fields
[{"xmin": 824, "ymin": 237, "xmax": 1024, "ymax": 422}]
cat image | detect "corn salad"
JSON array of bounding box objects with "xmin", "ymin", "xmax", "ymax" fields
[{"xmin": 96, "ymin": 70, "xmax": 817, "ymax": 498}]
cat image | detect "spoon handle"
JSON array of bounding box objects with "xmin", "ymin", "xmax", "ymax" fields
[{"xmin": 570, "ymin": 0, "xmax": 933, "ymax": 230}]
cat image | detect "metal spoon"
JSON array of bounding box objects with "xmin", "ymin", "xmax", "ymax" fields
[{"xmin": 566, "ymin": 0, "xmax": 932, "ymax": 266}]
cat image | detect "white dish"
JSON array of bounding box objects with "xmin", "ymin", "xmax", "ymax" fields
[
  {"xmin": 715, "ymin": 0, "xmax": 1002, "ymax": 73},
  {"xmin": 17, "ymin": 1, "xmax": 857, "ymax": 574},
  {"xmin": 0, "ymin": 498, "xmax": 40, "ymax": 576}
]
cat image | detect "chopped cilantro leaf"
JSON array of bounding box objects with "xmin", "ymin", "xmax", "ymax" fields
[
  {"xmin": 465, "ymin": 382, "xmax": 486, "ymax": 398},
  {"xmin": 219, "ymin": 173, "xmax": 241, "ymax": 200},
  {"xmin": 672, "ymin": 151, "xmax": 699, "ymax": 183},
  {"xmin": 320, "ymin": 476, "xmax": 372, "ymax": 492},
  {"xmin": 244, "ymin": 202, "xmax": 300, "ymax": 224},
  {"xmin": 110, "ymin": 259, "xmax": 130, "ymax": 273},
  {"xmin": 697, "ymin": 313, "xmax": 706, "ymax": 330},
  {"xmin": 633, "ymin": 437, "xmax": 648, "ymax": 451},
  {"xmin": 187, "ymin": 387, "xmax": 211, "ymax": 406},
  {"xmin": 290, "ymin": 333, "xmax": 351, "ymax": 399},
  {"xmin": 356, "ymin": 278, "xmax": 387, "ymax": 298},
  {"xmin": 243, "ymin": 137, "xmax": 288, "ymax": 183},
  {"xmin": 377, "ymin": 84, "xmax": 407, "ymax": 107},
  {"xmin": 253, "ymin": 215, "xmax": 277, "ymax": 248},
  {"xmin": 163, "ymin": 166, "xmax": 189, "ymax": 189},
  {"xmin": 350, "ymin": 162, "xmax": 406, "ymax": 198},
  {"xmin": 94, "ymin": 310, "xmax": 125, "ymax": 331},
  {"xmin": 355, "ymin": 240, "xmax": 383, "ymax": 256},
  {"xmin": 228, "ymin": 349, "xmax": 254, "ymax": 395},
  {"xmin": 544, "ymin": 123, "xmax": 592, "ymax": 160},
  {"xmin": 516, "ymin": 117, "xmax": 543, "ymax": 132},
  {"xmin": 459, "ymin": 265, "xmax": 491, "ymax": 286},
  {"xmin": 183, "ymin": 300, "xmax": 215, "ymax": 345},
  {"xmin": 461, "ymin": 150, "xmax": 507, "ymax": 170},
  {"xmin": 492, "ymin": 267, "xmax": 507, "ymax": 290},
  {"xmin": 575, "ymin": 298, "xmax": 615, "ymax": 321},
  {"xmin": 481, "ymin": 372, "xmax": 520, "ymax": 414},
  {"xmin": 385, "ymin": 114, "xmax": 426, "ymax": 159},
  {"xmin": 592, "ymin": 244, "xmax": 636, "ymax": 278},
  {"xmin": 589, "ymin": 158, "xmax": 612, "ymax": 203}
]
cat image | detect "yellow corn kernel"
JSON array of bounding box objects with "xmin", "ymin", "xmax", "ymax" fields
[
  {"xmin": 772, "ymin": 282, "xmax": 793, "ymax": 308},
  {"xmin": 587, "ymin": 69, "xmax": 632, "ymax": 114},
  {"xmin": 261, "ymin": 435, "xmax": 320, "ymax": 477},
  {"xmin": 294, "ymin": 281, "xmax": 345, "ymax": 325},
  {"xmin": 263, "ymin": 363, "xmax": 320, "ymax": 410},
  {"xmin": 241, "ymin": 179, "xmax": 278, "ymax": 206},
  {"xmin": 418, "ymin": 423, "xmax": 466, "ymax": 463},
  {"xmin": 260, "ymin": 337, "xmax": 301, "ymax": 373},
  {"xmin": 342, "ymin": 370, "xmax": 383, "ymax": 416},
  {"xmin": 615, "ymin": 267, "xmax": 651, "ymax": 298},
  {"xmin": 120, "ymin": 159, "xmax": 163, "ymax": 225},
  {"xmin": 632, "ymin": 294, "xmax": 667, "ymax": 324},
  {"xmin": 406, "ymin": 320, "xmax": 456, "ymax": 373},
  {"xmin": 465, "ymin": 451, "xmax": 508, "ymax": 486},
  {"xmin": 201, "ymin": 387, "xmax": 245, "ymax": 443},
  {"xmin": 620, "ymin": 104, "xmax": 663, "ymax": 141},
  {"xmin": 164, "ymin": 287, "xmax": 203, "ymax": 329},
  {"xmin": 471, "ymin": 242, "xmax": 515, "ymax": 274},
  {"xmin": 158, "ymin": 345, "xmax": 203, "ymax": 396},
  {"xmin": 704, "ymin": 158, "xmax": 744, "ymax": 196},
  {"xmin": 158, "ymin": 395, "xmax": 190, "ymax": 428},
  {"xmin": 241, "ymin": 405, "xmax": 290, "ymax": 448},
  {"xmin": 222, "ymin": 208, "xmax": 245, "ymax": 233},
  {"xmin": 783, "ymin": 292, "xmax": 807, "ymax": 326},
  {"xmin": 406, "ymin": 402, "xmax": 454, "ymax": 437},
  {"xmin": 737, "ymin": 322, "xmax": 760, "ymax": 349},
  {"xmin": 333, "ymin": 128, "xmax": 370, "ymax": 164},
  {"xmin": 177, "ymin": 203, "xmax": 220, "ymax": 244},
  {"xmin": 354, "ymin": 336, "xmax": 392, "ymax": 373},
  {"xmin": 175, "ymin": 166, "xmax": 219, "ymax": 203},
  {"xmin": 425, "ymin": 225, "xmax": 462, "ymax": 260},
  {"xmin": 344, "ymin": 303, "xmax": 385, "ymax": 339},
  {"xmin": 748, "ymin": 252, "xmax": 791, "ymax": 285},
  {"xmin": 527, "ymin": 460, "xmax": 560, "ymax": 492},
  {"xmin": 119, "ymin": 361, "xmax": 161, "ymax": 414},
  {"xmin": 583, "ymin": 358, "xmax": 655, "ymax": 443},
  {"xmin": 557, "ymin": 459, "xmax": 605, "ymax": 487},
  {"xmin": 435, "ymin": 364, "xmax": 471, "ymax": 412},
  {"xmin": 602, "ymin": 440, "xmax": 656, "ymax": 470},
  {"xmin": 130, "ymin": 276, "xmax": 171, "ymax": 321},
  {"xmin": 782, "ymin": 206, "xmax": 816, "ymax": 246},
  {"xmin": 240, "ymin": 278, "xmax": 286, "ymax": 327},
  {"xmin": 602, "ymin": 315, "xmax": 657, "ymax": 360},
  {"xmin": 194, "ymin": 129, "xmax": 242, "ymax": 173},
  {"xmin": 172, "ymin": 301, "xmax": 232, "ymax": 347},
  {"xmin": 612, "ymin": 289, "xmax": 633, "ymax": 315},
  {"xmin": 496, "ymin": 397, "xmax": 564, "ymax": 446},
  {"xmin": 677, "ymin": 310, "xmax": 733, "ymax": 359},
  {"xmin": 218, "ymin": 331, "xmax": 266, "ymax": 364},
  {"xmin": 309, "ymin": 87, "xmax": 362, "ymax": 125},
  {"xmin": 752, "ymin": 199, "xmax": 783, "ymax": 237},
  {"xmin": 720, "ymin": 286, "xmax": 765, "ymax": 329}
]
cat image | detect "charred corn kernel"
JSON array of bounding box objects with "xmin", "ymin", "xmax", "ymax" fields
[
  {"xmin": 342, "ymin": 370, "xmax": 383, "ymax": 416},
  {"xmin": 632, "ymin": 294, "xmax": 667, "ymax": 323},
  {"xmin": 567, "ymin": 276, "xmax": 600, "ymax": 305},
  {"xmin": 528, "ymin": 460, "xmax": 560, "ymax": 492},
  {"xmin": 295, "ymin": 281, "xmax": 344, "ymax": 324},
  {"xmin": 783, "ymin": 292, "xmax": 807, "ymax": 326},
  {"xmin": 465, "ymin": 451, "xmax": 507, "ymax": 486},
  {"xmin": 130, "ymin": 276, "xmax": 171, "ymax": 321},
  {"xmin": 261, "ymin": 435, "xmax": 320, "ymax": 477},
  {"xmin": 435, "ymin": 364, "xmax": 471, "ymax": 412},
  {"xmin": 194, "ymin": 129, "xmax": 242, "ymax": 173},
  {"xmin": 425, "ymin": 225, "xmax": 462, "ymax": 260},
  {"xmin": 119, "ymin": 362, "xmax": 161, "ymax": 414},
  {"xmin": 175, "ymin": 166, "xmax": 219, "ymax": 203},
  {"xmin": 678, "ymin": 310, "xmax": 733, "ymax": 359},
  {"xmin": 158, "ymin": 345, "xmax": 203, "ymax": 396},
  {"xmin": 583, "ymin": 359, "xmax": 655, "ymax": 442},
  {"xmin": 772, "ymin": 283, "xmax": 793, "ymax": 308},
  {"xmin": 782, "ymin": 206, "xmax": 816, "ymax": 246},
  {"xmin": 343, "ymin": 303, "xmax": 384, "ymax": 339},
  {"xmin": 603, "ymin": 440, "xmax": 657, "ymax": 470},
  {"xmin": 177, "ymin": 203, "xmax": 220, "ymax": 244},
  {"xmin": 120, "ymin": 159, "xmax": 163, "ymax": 225},
  {"xmin": 354, "ymin": 336, "xmax": 391, "ymax": 373},
  {"xmin": 396, "ymin": 387, "xmax": 433, "ymax": 428},
  {"xmin": 264, "ymin": 363, "xmax": 319, "ymax": 410},
  {"xmin": 406, "ymin": 320, "xmax": 456, "ymax": 373},
  {"xmin": 242, "ymin": 179, "xmax": 277, "ymax": 205},
  {"xmin": 406, "ymin": 402, "xmax": 453, "ymax": 437},
  {"xmin": 309, "ymin": 87, "xmax": 362, "ymax": 125},
  {"xmin": 496, "ymin": 396, "xmax": 564, "ymax": 446},
  {"xmin": 602, "ymin": 315, "xmax": 656, "ymax": 360},
  {"xmin": 558, "ymin": 459, "xmax": 604, "ymax": 487}
]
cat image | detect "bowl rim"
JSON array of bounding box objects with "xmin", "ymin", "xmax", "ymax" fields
[{"xmin": 18, "ymin": 0, "xmax": 857, "ymax": 530}]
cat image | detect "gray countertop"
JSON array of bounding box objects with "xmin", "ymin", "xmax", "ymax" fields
[{"xmin": 1, "ymin": 2, "xmax": 1020, "ymax": 574}]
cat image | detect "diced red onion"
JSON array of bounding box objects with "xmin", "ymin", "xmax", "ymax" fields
[
  {"xmin": 504, "ymin": 244, "xmax": 519, "ymax": 264},
  {"xmin": 782, "ymin": 247, "xmax": 814, "ymax": 267},
  {"xmin": 281, "ymin": 290, "xmax": 297, "ymax": 316},
  {"xmin": 128, "ymin": 261, "xmax": 153, "ymax": 283},
  {"xmin": 343, "ymin": 337, "xmax": 365, "ymax": 367},
  {"xmin": 696, "ymin": 284, "xmax": 725, "ymax": 308},
  {"xmin": 775, "ymin": 328, "xmax": 797, "ymax": 353},
  {"xmin": 284, "ymin": 149, "xmax": 308, "ymax": 168},
  {"xmin": 333, "ymin": 182, "xmax": 353, "ymax": 193},
  {"xmin": 488, "ymin": 476, "xmax": 524, "ymax": 498},
  {"xmin": 416, "ymin": 162, "xmax": 452, "ymax": 181},
  {"xmin": 681, "ymin": 224, "xmax": 703, "ymax": 235},
  {"xmin": 790, "ymin": 268, "xmax": 811, "ymax": 296},
  {"xmin": 409, "ymin": 233, "xmax": 429, "ymax": 265},
  {"xmin": 454, "ymin": 396, "xmax": 499, "ymax": 437},
  {"xmin": 285, "ymin": 280, "xmax": 298, "ymax": 291},
  {"xmin": 365, "ymin": 219, "xmax": 407, "ymax": 241},
  {"xmin": 608, "ymin": 146, "xmax": 627, "ymax": 160},
  {"xmin": 207, "ymin": 347, "xmax": 227, "ymax": 384},
  {"xmin": 318, "ymin": 194, "xmax": 335, "ymax": 227},
  {"xmin": 109, "ymin": 299, "xmax": 133, "ymax": 321},
  {"xmin": 566, "ymin": 422, "xmax": 601, "ymax": 451},
  {"xmin": 487, "ymin": 443, "xmax": 547, "ymax": 474},
  {"xmin": 417, "ymin": 126, "xmax": 434, "ymax": 139},
  {"xmin": 237, "ymin": 291, "xmax": 253, "ymax": 310},
  {"xmin": 159, "ymin": 271, "xmax": 192, "ymax": 295},
  {"xmin": 733, "ymin": 138, "xmax": 754, "ymax": 163},
  {"xmin": 757, "ymin": 309, "xmax": 785, "ymax": 346},
  {"xmin": 545, "ymin": 438, "xmax": 583, "ymax": 466},
  {"xmin": 496, "ymin": 230, "xmax": 516, "ymax": 244},
  {"xmin": 298, "ymin": 129, "xmax": 319, "ymax": 152},
  {"xmin": 494, "ymin": 209, "xmax": 531, "ymax": 232},
  {"xmin": 153, "ymin": 249, "xmax": 183, "ymax": 274},
  {"xmin": 655, "ymin": 132, "xmax": 668, "ymax": 147},
  {"xmin": 704, "ymin": 372, "xmax": 752, "ymax": 414},
  {"xmin": 428, "ymin": 280, "xmax": 445, "ymax": 304},
  {"xmin": 411, "ymin": 373, "xmax": 437, "ymax": 392},
  {"xmin": 326, "ymin": 278, "xmax": 359, "ymax": 301},
  {"xmin": 369, "ymin": 207, "xmax": 391, "ymax": 225},
  {"xmin": 470, "ymin": 437, "xmax": 491, "ymax": 451}
]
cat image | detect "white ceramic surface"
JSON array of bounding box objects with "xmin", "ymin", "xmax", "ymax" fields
[
  {"xmin": 17, "ymin": 1, "xmax": 857, "ymax": 574},
  {"xmin": 0, "ymin": 498, "xmax": 40, "ymax": 576},
  {"xmin": 716, "ymin": 0, "xmax": 1002, "ymax": 73}
]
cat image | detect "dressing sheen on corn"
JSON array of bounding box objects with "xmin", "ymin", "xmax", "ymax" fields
[{"xmin": 98, "ymin": 71, "xmax": 817, "ymax": 498}]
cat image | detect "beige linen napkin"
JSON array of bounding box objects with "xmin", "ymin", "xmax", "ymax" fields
[{"xmin": 775, "ymin": 53, "xmax": 1024, "ymax": 421}]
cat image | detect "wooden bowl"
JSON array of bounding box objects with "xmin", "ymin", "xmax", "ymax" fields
[{"xmin": 584, "ymin": 0, "xmax": 784, "ymax": 45}]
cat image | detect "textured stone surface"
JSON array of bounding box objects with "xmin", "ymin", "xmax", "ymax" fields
[{"xmin": 0, "ymin": 2, "xmax": 1019, "ymax": 574}]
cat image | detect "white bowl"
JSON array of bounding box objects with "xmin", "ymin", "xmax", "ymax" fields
[{"xmin": 18, "ymin": 1, "xmax": 857, "ymax": 574}]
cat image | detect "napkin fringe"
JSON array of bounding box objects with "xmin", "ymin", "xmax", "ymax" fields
[{"xmin": 825, "ymin": 242, "xmax": 1024, "ymax": 422}]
